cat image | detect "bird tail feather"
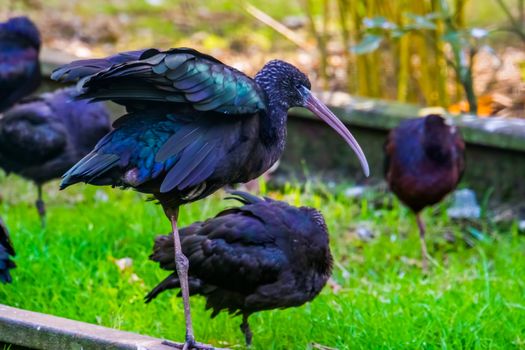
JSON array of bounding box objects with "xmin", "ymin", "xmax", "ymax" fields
[
  {"xmin": 60, "ymin": 152, "xmax": 120, "ymax": 189},
  {"xmin": 145, "ymin": 274, "xmax": 203, "ymax": 304},
  {"xmin": 144, "ymin": 273, "xmax": 180, "ymax": 303},
  {"xmin": 224, "ymin": 190, "xmax": 264, "ymax": 205}
]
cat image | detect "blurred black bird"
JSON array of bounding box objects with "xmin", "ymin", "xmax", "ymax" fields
[
  {"xmin": 52, "ymin": 47, "xmax": 366, "ymax": 349},
  {"xmin": 0, "ymin": 217, "xmax": 15, "ymax": 284},
  {"xmin": 145, "ymin": 191, "xmax": 333, "ymax": 347},
  {"xmin": 0, "ymin": 88, "xmax": 111, "ymax": 225},
  {"xmin": 0, "ymin": 16, "xmax": 41, "ymax": 112},
  {"xmin": 384, "ymin": 114, "xmax": 465, "ymax": 271}
]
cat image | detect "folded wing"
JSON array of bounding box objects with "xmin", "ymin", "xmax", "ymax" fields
[{"xmin": 148, "ymin": 207, "xmax": 285, "ymax": 299}]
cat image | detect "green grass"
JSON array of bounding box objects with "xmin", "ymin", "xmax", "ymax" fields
[{"xmin": 0, "ymin": 175, "xmax": 524, "ymax": 349}]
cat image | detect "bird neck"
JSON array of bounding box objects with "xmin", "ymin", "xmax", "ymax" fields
[
  {"xmin": 259, "ymin": 105, "xmax": 287, "ymax": 147},
  {"xmin": 423, "ymin": 127, "xmax": 452, "ymax": 164},
  {"xmin": 255, "ymin": 74, "xmax": 289, "ymax": 150}
]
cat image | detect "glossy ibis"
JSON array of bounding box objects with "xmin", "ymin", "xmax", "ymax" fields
[
  {"xmin": 384, "ymin": 114, "xmax": 465, "ymax": 271},
  {"xmin": 0, "ymin": 16, "xmax": 41, "ymax": 112},
  {"xmin": 52, "ymin": 47, "xmax": 367, "ymax": 349},
  {"xmin": 145, "ymin": 191, "xmax": 332, "ymax": 347},
  {"xmin": 0, "ymin": 217, "xmax": 15, "ymax": 284},
  {"xmin": 0, "ymin": 88, "xmax": 111, "ymax": 225}
]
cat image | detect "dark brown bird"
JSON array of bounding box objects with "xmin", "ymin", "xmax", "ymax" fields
[
  {"xmin": 0, "ymin": 88, "xmax": 111, "ymax": 225},
  {"xmin": 0, "ymin": 217, "xmax": 15, "ymax": 284},
  {"xmin": 384, "ymin": 114, "xmax": 465, "ymax": 271},
  {"xmin": 145, "ymin": 191, "xmax": 332, "ymax": 347},
  {"xmin": 52, "ymin": 48, "xmax": 367, "ymax": 349}
]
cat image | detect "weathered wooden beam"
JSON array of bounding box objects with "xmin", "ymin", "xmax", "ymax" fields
[{"xmin": 0, "ymin": 304, "xmax": 183, "ymax": 350}]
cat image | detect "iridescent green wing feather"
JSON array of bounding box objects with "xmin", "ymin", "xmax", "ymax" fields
[{"xmin": 52, "ymin": 48, "xmax": 266, "ymax": 115}]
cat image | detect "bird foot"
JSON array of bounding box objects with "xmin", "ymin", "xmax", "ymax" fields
[{"xmin": 161, "ymin": 340, "xmax": 228, "ymax": 350}]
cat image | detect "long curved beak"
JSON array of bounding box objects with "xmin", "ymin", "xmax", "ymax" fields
[{"xmin": 302, "ymin": 89, "xmax": 370, "ymax": 177}]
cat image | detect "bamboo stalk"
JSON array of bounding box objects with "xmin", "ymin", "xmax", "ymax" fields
[
  {"xmin": 454, "ymin": 0, "xmax": 466, "ymax": 28},
  {"xmin": 302, "ymin": 0, "xmax": 329, "ymax": 89},
  {"xmin": 410, "ymin": 1, "xmax": 435, "ymax": 105},
  {"xmin": 517, "ymin": 0, "xmax": 525, "ymax": 31},
  {"xmin": 432, "ymin": 0, "xmax": 449, "ymax": 107},
  {"xmin": 336, "ymin": 0, "xmax": 354, "ymax": 93},
  {"xmin": 321, "ymin": 0, "xmax": 331, "ymax": 88},
  {"xmin": 437, "ymin": 0, "xmax": 464, "ymax": 102},
  {"xmin": 366, "ymin": 0, "xmax": 381, "ymax": 98},
  {"xmin": 351, "ymin": 0, "xmax": 370, "ymax": 96},
  {"xmin": 337, "ymin": 0, "xmax": 464, "ymax": 106},
  {"xmin": 452, "ymin": 0, "xmax": 478, "ymax": 113},
  {"xmin": 495, "ymin": 0, "xmax": 525, "ymax": 43},
  {"xmin": 397, "ymin": 31, "xmax": 410, "ymax": 102}
]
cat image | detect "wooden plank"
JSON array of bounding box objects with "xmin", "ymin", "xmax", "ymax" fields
[{"xmin": 0, "ymin": 304, "xmax": 181, "ymax": 350}]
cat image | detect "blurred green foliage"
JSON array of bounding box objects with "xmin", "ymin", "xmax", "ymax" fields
[
  {"xmin": 350, "ymin": 1, "xmax": 489, "ymax": 114},
  {"xmin": 2, "ymin": 0, "xmax": 520, "ymax": 112}
]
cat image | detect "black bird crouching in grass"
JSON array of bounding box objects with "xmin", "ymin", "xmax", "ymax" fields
[
  {"xmin": 0, "ymin": 88, "xmax": 111, "ymax": 226},
  {"xmin": 145, "ymin": 191, "xmax": 333, "ymax": 348}
]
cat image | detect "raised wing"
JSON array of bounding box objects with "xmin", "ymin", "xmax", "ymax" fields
[
  {"xmin": 52, "ymin": 48, "xmax": 266, "ymax": 115},
  {"xmin": 50, "ymin": 50, "xmax": 148, "ymax": 81}
]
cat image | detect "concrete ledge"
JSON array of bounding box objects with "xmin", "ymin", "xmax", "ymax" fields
[{"xmin": 0, "ymin": 304, "xmax": 177, "ymax": 350}]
